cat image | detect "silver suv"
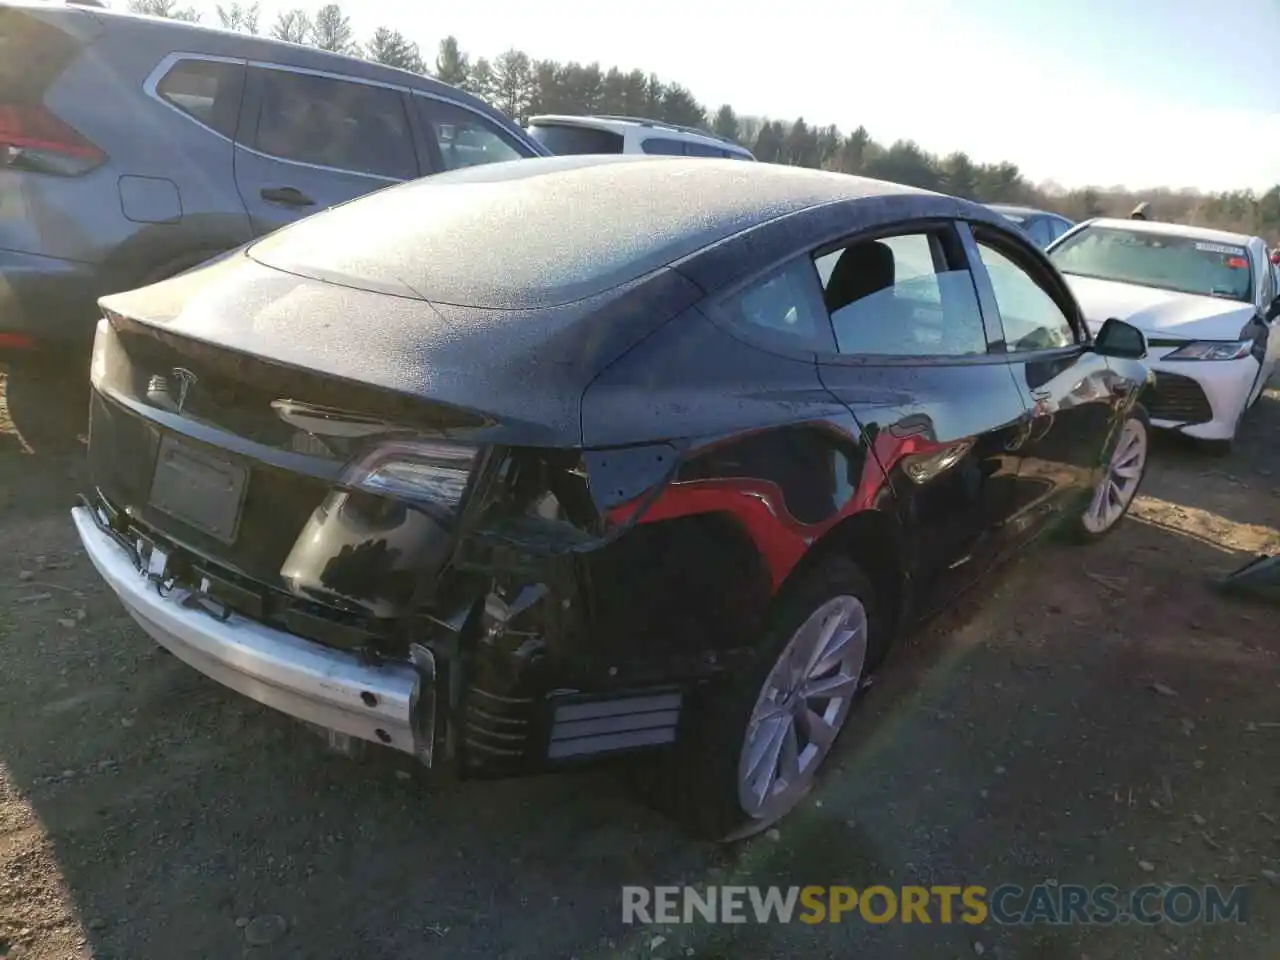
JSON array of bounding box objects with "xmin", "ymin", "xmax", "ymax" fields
[{"xmin": 0, "ymin": 0, "xmax": 547, "ymax": 352}]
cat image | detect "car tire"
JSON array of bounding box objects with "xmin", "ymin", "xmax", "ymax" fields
[
  {"xmin": 1, "ymin": 350, "xmax": 91, "ymax": 454},
  {"xmin": 1071, "ymin": 404, "xmax": 1151, "ymax": 543},
  {"xmin": 632, "ymin": 555, "xmax": 879, "ymax": 842}
]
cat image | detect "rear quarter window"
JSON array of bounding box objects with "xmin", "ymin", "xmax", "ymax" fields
[
  {"xmin": 641, "ymin": 137, "xmax": 687, "ymax": 156},
  {"xmin": 155, "ymin": 58, "xmax": 246, "ymax": 138},
  {"xmin": 527, "ymin": 123, "xmax": 623, "ymax": 155},
  {"xmin": 684, "ymin": 140, "xmax": 725, "ymax": 157},
  {"xmin": 721, "ymin": 257, "xmax": 834, "ymax": 353}
]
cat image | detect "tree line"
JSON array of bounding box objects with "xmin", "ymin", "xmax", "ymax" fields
[{"xmin": 127, "ymin": 1, "xmax": 1280, "ymax": 241}]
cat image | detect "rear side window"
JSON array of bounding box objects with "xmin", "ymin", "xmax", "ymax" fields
[
  {"xmin": 814, "ymin": 231, "xmax": 988, "ymax": 357},
  {"xmin": 641, "ymin": 137, "xmax": 687, "ymax": 156},
  {"xmin": 684, "ymin": 141, "xmax": 725, "ymax": 158},
  {"xmin": 526, "ymin": 123, "xmax": 623, "ymax": 155},
  {"xmin": 250, "ymin": 68, "xmax": 416, "ymax": 180},
  {"xmin": 417, "ymin": 98, "xmax": 532, "ymax": 172},
  {"xmin": 156, "ymin": 58, "xmax": 246, "ymax": 139},
  {"xmin": 722, "ymin": 258, "xmax": 833, "ymax": 353}
]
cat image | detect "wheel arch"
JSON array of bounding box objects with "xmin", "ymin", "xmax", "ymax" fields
[{"xmin": 779, "ymin": 508, "xmax": 907, "ymax": 642}]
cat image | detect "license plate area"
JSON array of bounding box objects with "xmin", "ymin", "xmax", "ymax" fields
[{"xmin": 147, "ymin": 435, "xmax": 249, "ymax": 544}]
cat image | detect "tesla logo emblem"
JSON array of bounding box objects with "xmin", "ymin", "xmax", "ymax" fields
[{"xmin": 171, "ymin": 367, "xmax": 197, "ymax": 413}]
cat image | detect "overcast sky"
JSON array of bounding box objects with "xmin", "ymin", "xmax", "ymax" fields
[{"xmin": 167, "ymin": 0, "xmax": 1280, "ymax": 193}]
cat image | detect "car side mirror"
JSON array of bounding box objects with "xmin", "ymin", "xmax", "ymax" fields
[
  {"xmin": 1092, "ymin": 317, "xmax": 1148, "ymax": 360},
  {"xmin": 1266, "ymin": 295, "xmax": 1280, "ymax": 323}
]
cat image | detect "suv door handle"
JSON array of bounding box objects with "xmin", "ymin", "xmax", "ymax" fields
[{"xmin": 260, "ymin": 186, "xmax": 316, "ymax": 207}]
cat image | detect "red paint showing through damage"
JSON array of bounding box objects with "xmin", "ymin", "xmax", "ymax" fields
[
  {"xmin": 605, "ymin": 428, "xmax": 940, "ymax": 594},
  {"xmin": 0, "ymin": 333, "xmax": 35, "ymax": 350}
]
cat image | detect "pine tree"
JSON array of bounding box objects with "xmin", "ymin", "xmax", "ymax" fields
[
  {"xmin": 491, "ymin": 49, "xmax": 533, "ymax": 122},
  {"xmin": 269, "ymin": 8, "xmax": 311, "ymax": 44},
  {"xmin": 312, "ymin": 4, "xmax": 356, "ymax": 55},
  {"xmin": 365, "ymin": 27, "xmax": 425, "ymax": 73},
  {"xmin": 434, "ymin": 36, "xmax": 470, "ymax": 87}
]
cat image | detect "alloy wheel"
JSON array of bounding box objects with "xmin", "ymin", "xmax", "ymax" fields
[
  {"xmin": 736, "ymin": 594, "xmax": 867, "ymax": 825},
  {"xmin": 1082, "ymin": 417, "xmax": 1148, "ymax": 534}
]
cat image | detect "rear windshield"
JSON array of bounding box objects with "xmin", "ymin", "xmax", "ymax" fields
[
  {"xmin": 1050, "ymin": 226, "xmax": 1254, "ymax": 302},
  {"xmin": 526, "ymin": 123, "xmax": 624, "ymax": 155}
]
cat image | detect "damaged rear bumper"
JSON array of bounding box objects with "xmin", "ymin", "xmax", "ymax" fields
[{"xmin": 72, "ymin": 506, "xmax": 433, "ymax": 759}]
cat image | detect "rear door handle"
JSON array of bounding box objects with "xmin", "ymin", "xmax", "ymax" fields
[{"xmin": 260, "ymin": 186, "xmax": 316, "ymax": 208}]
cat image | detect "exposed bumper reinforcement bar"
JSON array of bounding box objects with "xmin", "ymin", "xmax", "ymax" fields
[{"xmin": 71, "ymin": 506, "xmax": 427, "ymax": 759}]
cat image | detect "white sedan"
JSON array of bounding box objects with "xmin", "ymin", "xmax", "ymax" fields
[{"xmin": 1047, "ymin": 219, "xmax": 1280, "ymax": 452}]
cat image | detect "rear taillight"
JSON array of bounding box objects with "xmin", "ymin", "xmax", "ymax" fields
[
  {"xmin": 0, "ymin": 332, "xmax": 35, "ymax": 350},
  {"xmin": 342, "ymin": 440, "xmax": 480, "ymax": 513},
  {"xmin": 0, "ymin": 103, "xmax": 104, "ymax": 176}
]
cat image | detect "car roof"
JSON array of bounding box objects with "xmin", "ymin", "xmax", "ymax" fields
[
  {"xmin": 45, "ymin": 0, "xmax": 505, "ymax": 121},
  {"xmin": 1081, "ymin": 217, "xmax": 1259, "ymax": 248},
  {"xmin": 244, "ymin": 155, "xmax": 936, "ymax": 310},
  {"xmin": 988, "ymin": 204, "xmax": 1066, "ymax": 220},
  {"xmin": 528, "ymin": 113, "xmax": 745, "ymax": 147},
  {"xmin": 530, "ymin": 114, "xmax": 699, "ymax": 135}
]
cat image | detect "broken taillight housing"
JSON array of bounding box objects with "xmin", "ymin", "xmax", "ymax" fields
[
  {"xmin": 343, "ymin": 440, "xmax": 480, "ymax": 513},
  {"xmin": 0, "ymin": 102, "xmax": 105, "ymax": 176}
]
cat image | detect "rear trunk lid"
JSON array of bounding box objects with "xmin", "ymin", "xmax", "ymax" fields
[{"xmin": 97, "ymin": 244, "xmax": 703, "ymax": 449}]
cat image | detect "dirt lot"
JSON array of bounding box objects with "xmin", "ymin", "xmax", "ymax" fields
[{"xmin": 1, "ymin": 359, "xmax": 1278, "ymax": 960}]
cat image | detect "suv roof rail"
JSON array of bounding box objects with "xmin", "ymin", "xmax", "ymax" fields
[{"xmin": 590, "ymin": 115, "xmax": 741, "ymax": 147}]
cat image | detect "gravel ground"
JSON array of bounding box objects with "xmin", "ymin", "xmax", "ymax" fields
[{"xmin": 1, "ymin": 360, "xmax": 1278, "ymax": 960}]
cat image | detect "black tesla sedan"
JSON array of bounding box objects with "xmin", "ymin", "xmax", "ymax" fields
[{"xmin": 74, "ymin": 155, "xmax": 1153, "ymax": 841}]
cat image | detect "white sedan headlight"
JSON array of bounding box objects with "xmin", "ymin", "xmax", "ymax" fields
[{"xmin": 1162, "ymin": 340, "xmax": 1254, "ymax": 362}]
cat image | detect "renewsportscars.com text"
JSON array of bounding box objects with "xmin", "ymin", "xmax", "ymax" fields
[{"xmin": 622, "ymin": 884, "xmax": 1249, "ymax": 926}]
